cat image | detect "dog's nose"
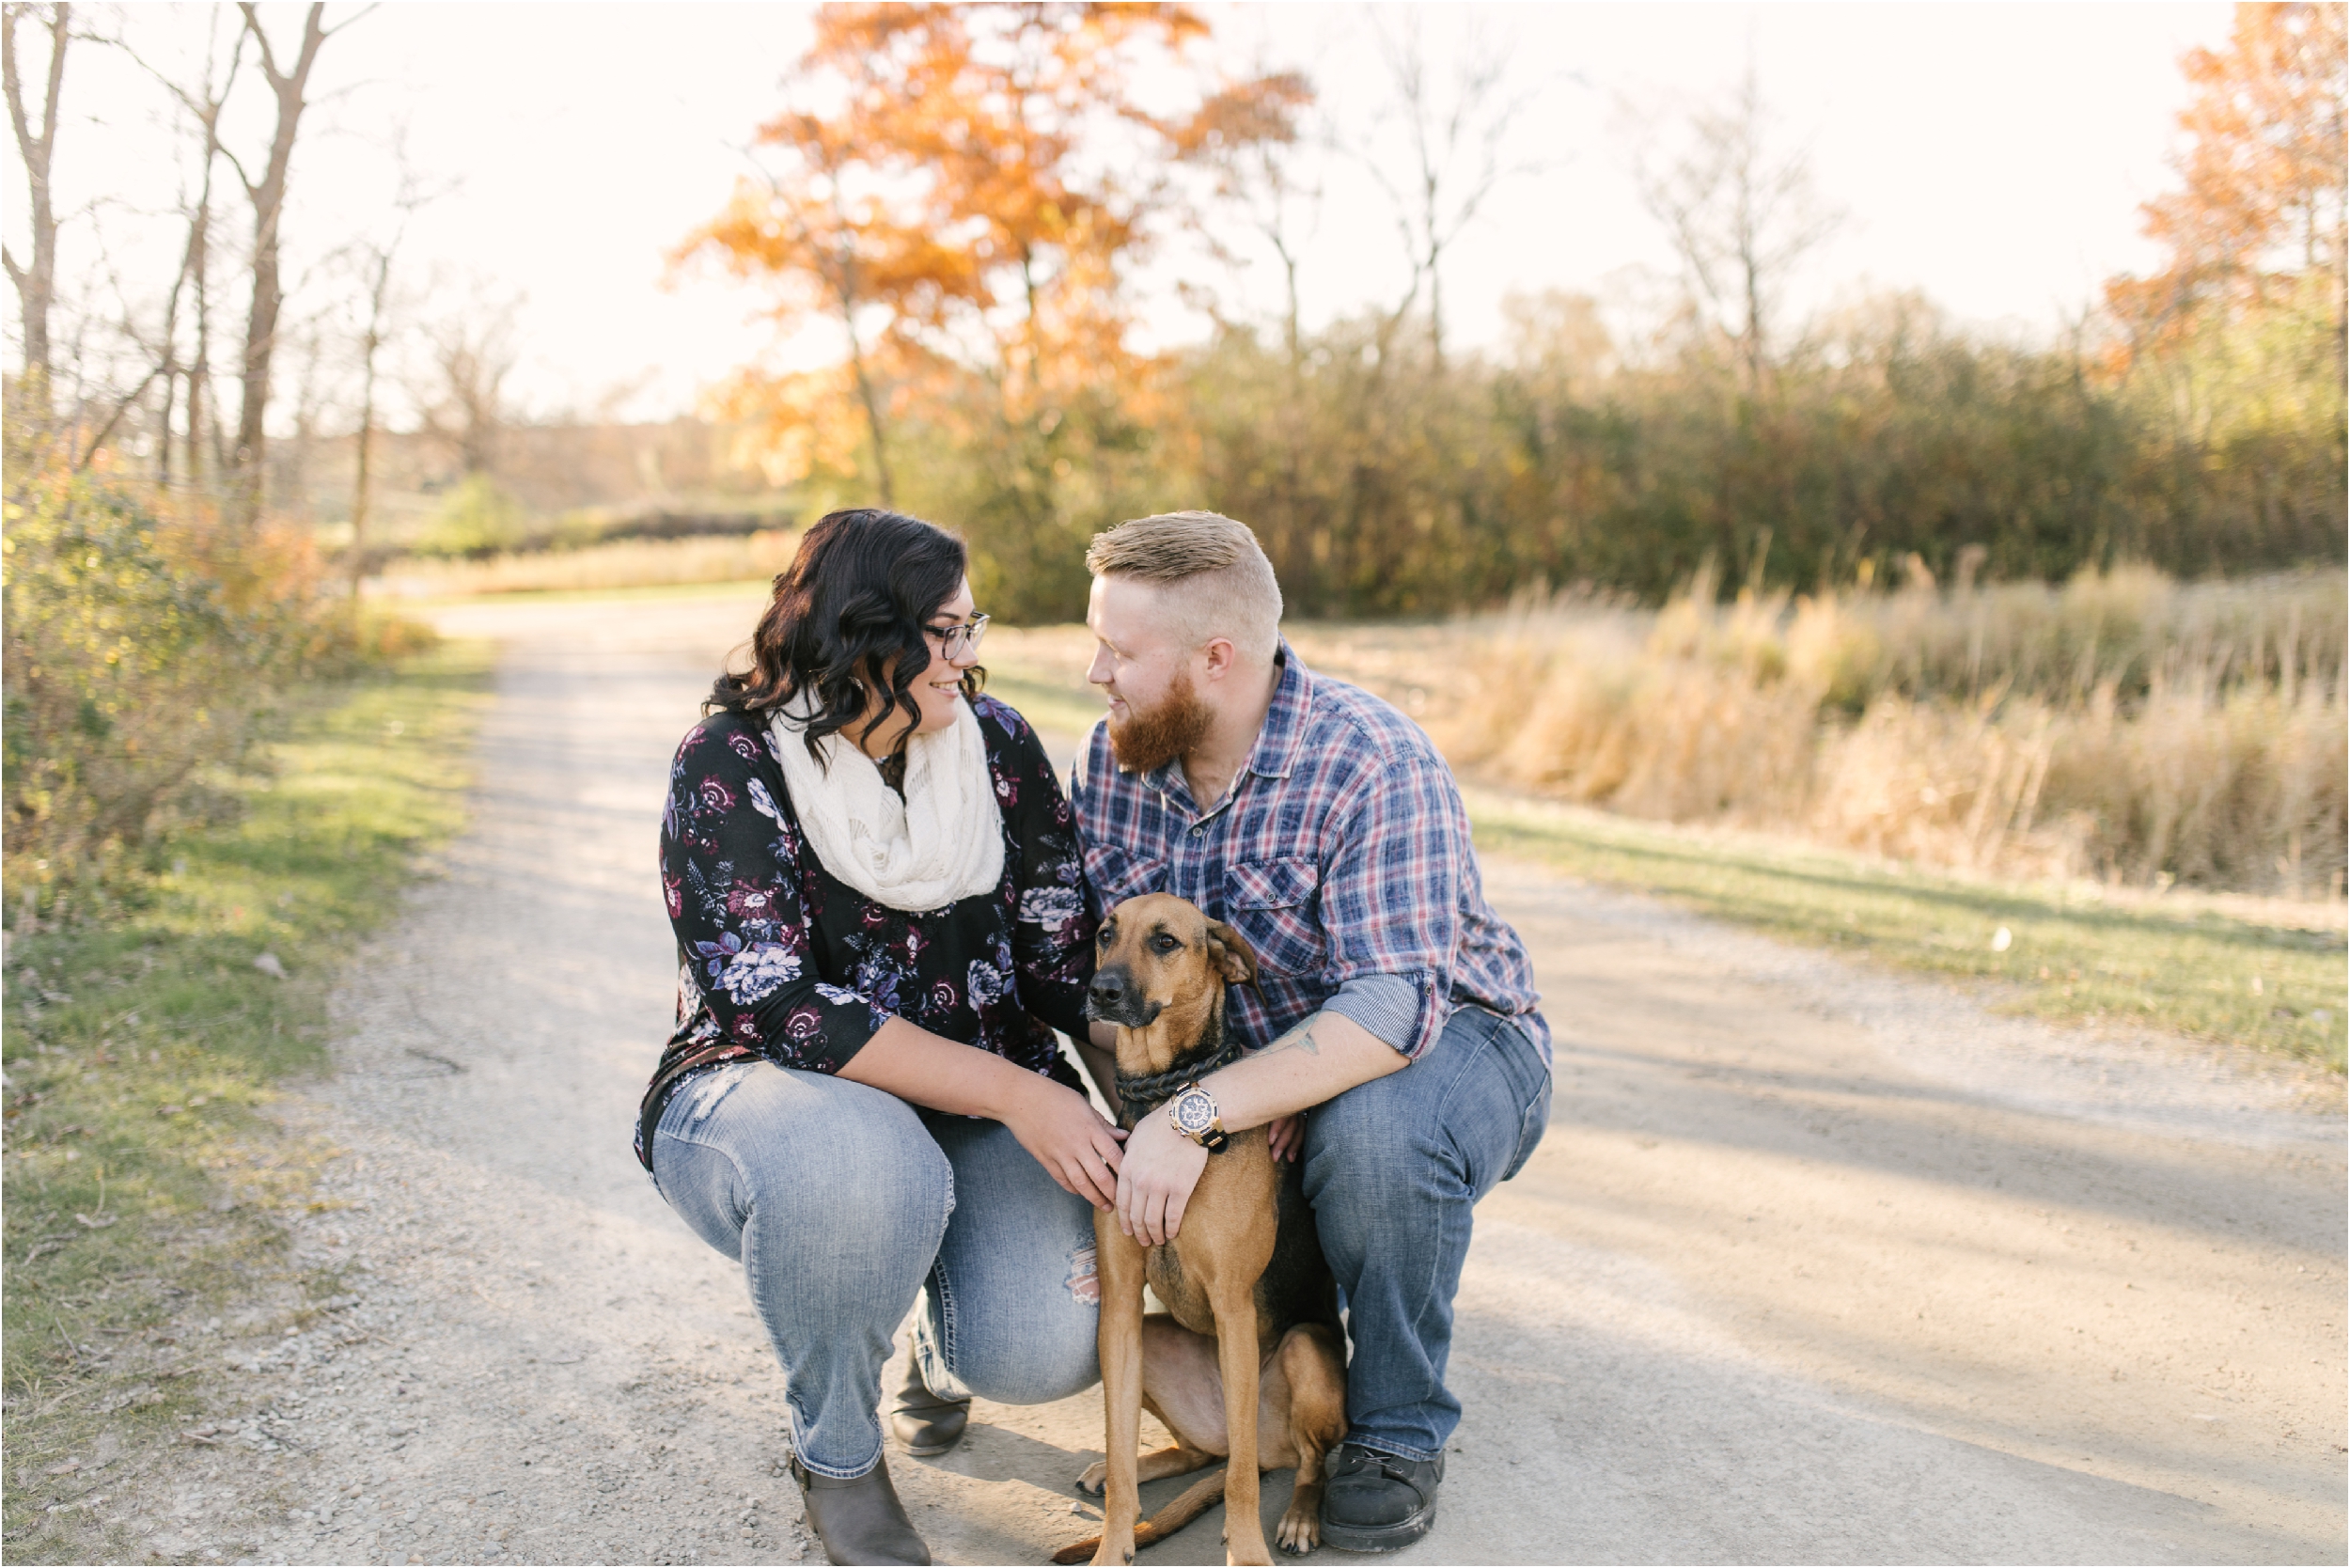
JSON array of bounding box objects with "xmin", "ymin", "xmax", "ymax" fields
[{"xmin": 1089, "ymin": 972, "xmax": 1126, "ymax": 1009}]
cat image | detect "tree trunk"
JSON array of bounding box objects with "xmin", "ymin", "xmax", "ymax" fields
[
  {"xmin": 2, "ymin": 2, "xmax": 70, "ymax": 408},
  {"xmin": 841, "ymin": 321, "xmax": 895, "ymax": 508},
  {"xmin": 831, "ymin": 248, "xmax": 894, "ymax": 507},
  {"xmin": 350, "ymin": 244, "xmax": 390, "ymax": 600},
  {"xmin": 180, "ymin": 74, "xmax": 228, "ymax": 487},
  {"xmin": 227, "ymin": 1, "xmax": 329, "ymax": 527},
  {"xmin": 158, "ymin": 152, "xmax": 216, "ymax": 487}
]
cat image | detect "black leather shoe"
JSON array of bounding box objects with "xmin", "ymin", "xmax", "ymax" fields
[
  {"xmin": 790, "ymin": 1453, "xmax": 932, "ymax": 1566},
  {"xmin": 887, "ymin": 1355, "xmax": 973, "ymax": 1457},
  {"xmin": 1318, "ymin": 1443, "xmax": 1445, "ymax": 1552}
]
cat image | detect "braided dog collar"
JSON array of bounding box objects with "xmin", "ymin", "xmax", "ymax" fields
[{"xmin": 1113, "ymin": 1030, "xmax": 1245, "ymax": 1114}]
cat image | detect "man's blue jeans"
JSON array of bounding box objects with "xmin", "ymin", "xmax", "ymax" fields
[
  {"xmin": 650, "ymin": 1061, "xmax": 1102, "ymax": 1478},
  {"xmin": 1302, "ymin": 1004, "xmax": 1553, "ymax": 1463}
]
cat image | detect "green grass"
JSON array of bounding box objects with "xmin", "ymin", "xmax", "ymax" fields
[
  {"xmin": 1469, "ymin": 792, "xmax": 2346, "ymax": 1073},
  {"xmin": 1, "ymin": 640, "xmax": 494, "ymax": 1549}
]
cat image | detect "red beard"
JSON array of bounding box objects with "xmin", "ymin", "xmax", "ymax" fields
[{"xmin": 1107, "ymin": 669, "xmax": 1214, "ymax": 775}]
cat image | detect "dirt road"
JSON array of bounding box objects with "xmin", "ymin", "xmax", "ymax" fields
[{"xmin": 165, "ymin": 588, "xmax": 2343, "ymax": 1565}]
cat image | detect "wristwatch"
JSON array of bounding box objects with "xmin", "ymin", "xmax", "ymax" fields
[{"xmin": 1165, "ymin": 1081, "xmax": 1230, "ymax": 1152}]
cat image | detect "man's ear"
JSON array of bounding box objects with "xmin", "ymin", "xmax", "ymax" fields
[{"xmin": 1204, "ymin": 920, "xmax": 1260, "ymax": 987}]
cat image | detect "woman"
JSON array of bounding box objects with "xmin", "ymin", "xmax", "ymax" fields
[{"xmin": 637, "ymin": 509, "xmax": 1122, "ymax": 1566}]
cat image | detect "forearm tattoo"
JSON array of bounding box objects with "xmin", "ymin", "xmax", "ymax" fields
[{"xmin": 1266, "ymin": 1018, "xmax": 1322, "ymax": 1057}]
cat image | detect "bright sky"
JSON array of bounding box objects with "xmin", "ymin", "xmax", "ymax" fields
[{"xmin": 21, "ymin": 2, "xmax": 2234, "ymax": 425}]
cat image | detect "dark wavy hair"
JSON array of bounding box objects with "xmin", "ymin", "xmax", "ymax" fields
[{"xmin": 709, "ymin": 508, "xmax": 982, "ymax": 762}]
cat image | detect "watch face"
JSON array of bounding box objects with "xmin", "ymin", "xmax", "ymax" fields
[{"xmin": 1172, "ymin": 1090, "xmax": 1214, "ymax": 1137}]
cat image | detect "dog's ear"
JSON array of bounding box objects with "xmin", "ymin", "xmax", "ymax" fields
[{"xmin": 1204, "ymin": 919, "xmax": 1260, "ymax": 988}]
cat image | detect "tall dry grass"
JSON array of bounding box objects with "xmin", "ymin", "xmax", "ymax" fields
[
  {"xmin": 370, "ymin": 530, "xmax": 801, "ymax": 598},
  {"xmin": 1432, "ymin": 566, "xmax": 2346, "ymax": 898}
]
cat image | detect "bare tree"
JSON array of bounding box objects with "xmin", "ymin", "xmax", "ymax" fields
[
  {"xmin": 1358, "ymin": 8, "xmax": 1538, "ymax": 369},
  {"xmin": 1175, "ymin": 64, "xmax": 1318, "ymax": 369},
  {"xmin": 221, "ymin": 1, "xmax": 367, "ymax": 524},
  {"xmin": 3, "ymin": 1, "xmax": 69, "ymax": 406},
  {"xmin": 1634, "ymin": 63, "xmax": 1842, "ymax": 395},
  {"xmin": 123, "ymin": 9, "xmax": 246, "ymax": 488},
  {"xmin": 346, "ymin": 237, "xmax": 393, "ymax": 592},
  {"xmin": 417, "ymin": 293, "xmax": 520, "ymax": 478},
  {"xmin": 348, "ymin": 162, "xmax": 441, "ymax": 596}
]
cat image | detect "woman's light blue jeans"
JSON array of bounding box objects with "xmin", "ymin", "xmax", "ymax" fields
[{"xmin": 650, "ymin": 1061, "xmax": 1103, "ymax": 1478}]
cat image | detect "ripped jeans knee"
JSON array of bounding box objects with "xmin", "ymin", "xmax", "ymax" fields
[{"xmin": 913, "ymin": 1109, "xmax": 1103, "ymax": 1405}]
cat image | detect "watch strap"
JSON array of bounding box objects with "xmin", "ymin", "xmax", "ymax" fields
[{"xmin": 1167, "ymin": 1081, "xmax": 1231, "ymax": 1153}]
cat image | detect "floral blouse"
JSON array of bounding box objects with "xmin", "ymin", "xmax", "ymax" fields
[{"xmin": 635, "ymin": 694, "xmax": 1096, "ymax": 1168}]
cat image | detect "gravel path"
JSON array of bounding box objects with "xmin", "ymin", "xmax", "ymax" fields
[{"xmin": 147, "ymin": 590, "xmax": 2342, "ymax": 1565}]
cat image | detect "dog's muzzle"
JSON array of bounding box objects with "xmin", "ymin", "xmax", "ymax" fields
[{"xmin": 1085, "ymin": 969, "xmax": 1164, "ymax": 1028}]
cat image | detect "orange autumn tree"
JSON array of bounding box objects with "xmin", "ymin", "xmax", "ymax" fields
[
  {"xmin": 2107, "ymin": 2, "xmax": 2346, "ymax": 362},
  {"xmin": 2102, "ymin": 1, "xmax": 2346, "ymax": 562},
  {"xmin": 683, "ymin": 2, "xmax": 1306, "ymax": 617},
  {"xmin": 686, "ymin": 102, "xmax": 981, "ymax": 506}
]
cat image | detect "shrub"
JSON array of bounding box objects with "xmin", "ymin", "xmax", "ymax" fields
[
  {"xmin": 1, "ymin": 463, "xmax": 435, "ymax": 919},
  {"xmin": 415, "ymin": 473, "xmax": 528, "ymax": 557},
  {"xmin": 2, "ymin": 472, "xmax": 298, "ymax": 908}
]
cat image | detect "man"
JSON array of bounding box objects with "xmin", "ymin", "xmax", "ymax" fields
[{"xmin": 1067, "ymin": 510, "xmax": 1553, "ymax": 1552}]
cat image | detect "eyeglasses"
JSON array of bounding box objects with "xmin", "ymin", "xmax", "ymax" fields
[{"xmin": 922, "ymin": 613, "xmax": 990, "ymax": 659}]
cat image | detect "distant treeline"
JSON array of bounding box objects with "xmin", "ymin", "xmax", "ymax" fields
[{"xmin": 889, "ymin": 290, "xmax": 2346, "ymax": 625}]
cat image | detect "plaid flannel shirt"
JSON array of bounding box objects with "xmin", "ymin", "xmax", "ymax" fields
[{"xmin": 1067, "ymin": 645, "xmax": 1549, "ymax": 1065}]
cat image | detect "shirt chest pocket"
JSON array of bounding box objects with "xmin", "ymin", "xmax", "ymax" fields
[
  {"xmin": 1083, "ymin": 842, "xmax": 1165, "ymax": 912},
  {"xmin": 1225, "ymin": 856, "xmax": 1326, "ymax": 980}
]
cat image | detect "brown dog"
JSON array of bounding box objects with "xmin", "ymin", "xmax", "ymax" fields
[{"xmin": 1056, "ymin": 893, "xmax": 1348, "ymax": 1566}]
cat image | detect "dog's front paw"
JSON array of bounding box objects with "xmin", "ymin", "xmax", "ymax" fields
[
  {"xmin": 1274, "ymin": 1506, "xmax": 1320, "ymax": 1556},
  {"xmin": 1074, "ymin": 1459, "xmax": 1108, "ymax": 1497}
]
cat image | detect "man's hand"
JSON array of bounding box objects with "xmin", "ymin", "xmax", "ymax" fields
[
  {"xmin": 1116, "ymin": 1111, "xmax": 1208, "ymax": 1247},
  {"xmin": 1267, "ymin": 1112, "xmax": 1305, "ymax": 1163}
]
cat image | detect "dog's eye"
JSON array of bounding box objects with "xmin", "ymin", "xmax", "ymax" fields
[
  {"xmin": 1152, "ymin": 933, "xmax": 1181, "ymax": 953},
  {"xmin": 1096, "ymin": 927, "xmax": 1113, "ymax": 946}
]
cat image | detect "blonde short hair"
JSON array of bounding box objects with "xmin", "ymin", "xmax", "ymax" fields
[{"xmin": 1085, "ymin": 510, "xmax": 1283, "ymax": 661}]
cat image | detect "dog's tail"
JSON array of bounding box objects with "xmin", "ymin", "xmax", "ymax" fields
[{"xmin": 1051, "ymin": 1466, "xmax": 1232, "ymax": 1564}]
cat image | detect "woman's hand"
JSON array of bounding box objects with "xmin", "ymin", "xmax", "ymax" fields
[
  {"xmin": 1116, "ymin": 1113, "xmax": 1210, "ymax": 1247},
  {"xmin": 1002, "ymin": 1078, "xmax": 1127, "ymax": 1211}
]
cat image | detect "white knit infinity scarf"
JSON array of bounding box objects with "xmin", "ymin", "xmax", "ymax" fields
[{"xmin": 768, "ymin": 692, "xmax": 1004, "ymax": 913}]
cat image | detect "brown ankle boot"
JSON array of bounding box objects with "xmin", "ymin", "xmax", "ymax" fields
[
  {"xmin": 887, "ymin": 1354, "xmax": 972, "ymax": 1457},
  {"xmin": 790, "ymin": 1452, "xmax": 931, "ymax": 1566}
]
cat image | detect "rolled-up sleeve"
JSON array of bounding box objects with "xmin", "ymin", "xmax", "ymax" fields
[{"xmin": 1313, "ymin": 748, "xmax": 1468, "ymax": 1060}]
